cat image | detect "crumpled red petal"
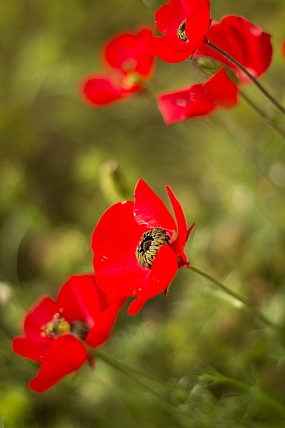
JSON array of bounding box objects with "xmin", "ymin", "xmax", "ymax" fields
[
  {"xmin": 134, "ymin": 178, "xmax": 177, "ymax": 235},
  {"xmin": 29, "ymin": 335, "xmax": 88, "ymax": 392}
]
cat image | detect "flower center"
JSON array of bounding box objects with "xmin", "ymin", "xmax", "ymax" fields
[
  {"xmin": 41, "ymin": 313, "xmax": 90, "ymax": 341},
  {"xmin": 136, "ymin": 228, "xmax": 170, "ymax": 269},
  {"xmin": 70, "ymin": 321, "xmax": 90, "ymax": 340},
  {"xmin": 41, "ymin": 313, "xmax": 70, "ymax": 339},
  {"xmin": 177, "ymin": 20, "xmax": 189, "ymax": 42}
]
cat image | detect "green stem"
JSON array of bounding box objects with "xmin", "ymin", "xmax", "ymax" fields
[
  {"xmin": 206, "ymin": 41, "xmax": 285, "ymax": 116},
  {"xmin": 93, "ymin": 349, "xmax": 194, "ymax": 421},
  {"xmin": 240, "ymin": 90, "xmax": 285, "ymax": 141},
  {"xmin": 203, "ymin": 373, "xmax": 285, "ymax": 419},
  {"xmin": 188, "ymin": 265, "xmax": 284, "ymax": 335},
  {"xmin": 94, "ymin": 349, "xmax": 178, "ymax": 392}
]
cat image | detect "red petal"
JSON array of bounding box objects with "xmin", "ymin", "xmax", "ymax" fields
[
  {"xmin": 205, "ymin": 68, "xmax": 238, "ymax": 107},
  {"xmin": 151, "ymin": 36, "xmax": 199, "ymax": 63},
  {"xmin": 81, "ymin": 74, "xmax": 125, "ymax": 106},
  {"xmin": 155, "ymin": 1, "xmax": 186, "ymax": 39},
  {"xmin": 194, "ymin": 16, "xmax": 272, "ymax": 84},
  {"xmin": 157, "ymin": 88, "xmax": 190, "ymax": 124},
  {"xmin": 166, "ymin": 186, "xmax": 188, "ymax": 259},
  {"xmin": 185, "ymin": 0, "xmax": 211, "ymax": 40},
  {"xmin": 134, "ymin": 179, "xmax": 177, "ymax": 234},
  {"xmin": 86, "ymin": 297, "xmax": 126, "ymax": 347},
  {"xmin": 29, "ymin": 335, "xmax": 88, "ymax": 392},
  {"xmin": 57, "ymin": 274, "xmax": 109, "ymax": 329},
  {"xmin": 185, "ymin": 83, "xmax": 216, "ymax": 118},
  {"xmin": 128, "ymin": 297, "xmax": 147, "ymax": 315},
  {"xmin": 127, "ymin": 244, "xmax": 178, "ymax": 315},
  {"xmin": 12, "ymin": 336, "xmax": 51, "ymax": 364},
  {"xmin": 147, "ymin": 243, "xmax": 178, "ymax": 298},
  {"xmin": 104, "ymin": 28, "xmax": 154, "ymax": 77},
  {"xmin": 23, "ymin": 296, "xmax": 60, "ymax": 339},
  {"xmin": 91, "ymin": 200, "xmax": 148, "ymax": 301}
]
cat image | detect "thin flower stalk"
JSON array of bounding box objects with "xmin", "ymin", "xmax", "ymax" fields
[
  {"xmin": 188, "ymin": 265, "xmax": 285, "ymax": 336},
  {"xmin": 93, "ymin": 350, "xmax": 195, "ymax": 422},
  {"xmin": 239, "ymin": 90, "xmax": 285, "ymax": 141},
  {"xmin": 201, "ymin": 371, "xmax": 285, "ymax": 419},
  {"xmin": 206, "ymin": 41, "xmax": 285, "ymax": 116}
]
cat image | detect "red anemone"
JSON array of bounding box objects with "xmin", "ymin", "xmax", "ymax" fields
[
  {"xmin": 12, "ymin": 275, "xmax": 125, "ymax": 392},
  {"xmin": 157, "ymin": 68, "xmax": 238, "ymax": 124},
  {"xmin": 151, "ymin": 0, "xmax": 211, "ymax": 63},
  {"xmin": 81, "ymin": 28, "xmax": 155, "ymax": 106},
  {"xmin": 91, "ymin": 179, "xmax": 195, "ymax": 315}
]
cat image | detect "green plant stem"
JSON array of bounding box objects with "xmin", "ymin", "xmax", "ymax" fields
[
  {"xmin": 206, "ymin": 41, "xmax": 285, "ymax": 116},
  {"xmin": 94, "ymin": 349, "xmax": 178, "ymax": 392},
  {"xmin": 240, "ymin": 90, "xmax": 285, "ymax": 141},
  {"xmin": 203, "ymin": 373, "xmax": 285, "ymax": 419},
  {"xmin": 188, "ymin": 265, "xmax": 284, "ymax": 335},
  {"xmin": 93, "ymin": 349, "xmax": 194, "ymax": 421}
]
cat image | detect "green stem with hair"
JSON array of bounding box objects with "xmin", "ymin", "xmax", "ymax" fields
[
  {"xmin": 202, "ymin": 371, "xmax": 285, "ymax": 419},
  {"xmin": 239, "ymin": 90, "xmax": 285, "ymax": 141},
  {"xmin": 92, "ymin": 349, "xmax": 195, "ymax": 421},
  {"xmin": 188, "ymin": 265, "xmax": 285, "ymax": 335},
  {"xmin": 206, "ymin": 41, "xmax": 285, "ymax": 116}
]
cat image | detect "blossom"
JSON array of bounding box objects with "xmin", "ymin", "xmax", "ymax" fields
[
  {"xmin": 91, "ymin": 178, "xmax": 195, "ymax": 315},
  {"xmin": 157, "ymin": 68, "xmax": 238, "ymax": 124},
  {"xmin": 194, "ymin": 15, "xmax": 272, "ymax": 84},
  {"xmin": 81, "ymin": 28, "xmax": 155, "ymax": 106},
  {"xmin": 151, "ymin": 0, "xmax": 211, "ymax": 63},
  {"xmin": 12, "ymin": 275, "xmax": 125, "ymax": 392},
  {"xmin": 282, "ymin": 39, "xmax": 285, "ymax": 59}
]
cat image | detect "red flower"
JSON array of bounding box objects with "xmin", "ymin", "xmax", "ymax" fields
[
  {"xmin": 81, "ymin": 28, "xmax": 155, "ymax": 106},
  {"xmin": 12, "ymin": 275, "xmax": 125, "ymax": 392},
  {"xmin": 91, "ymin": 179, "xmax": 195, "ymax": 316},
  {"xmin": 194, "ymin": 16, "xmax": 272, "ymax": 84},
  {"xmin": 157, "ymin": 68, "xmax": 238, "ymax": 124},
  {"xmin": 151, "ymin": 0, "xmax": 211, "ymax": 63}
]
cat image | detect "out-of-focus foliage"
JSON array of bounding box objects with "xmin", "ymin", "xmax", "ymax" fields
[{"xmin": 1, "ymin": 0, "xmax": 285, "ymax": 426}]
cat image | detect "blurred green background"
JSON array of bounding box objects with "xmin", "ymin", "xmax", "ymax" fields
[{"xmin": 1, "ymin": 0, "xmax": 285, "ymax": 426}]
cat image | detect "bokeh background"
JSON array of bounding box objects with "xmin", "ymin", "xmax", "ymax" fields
[{"xmin": 1, "ymin": 0, "xmax": 285, "ymax": 426}]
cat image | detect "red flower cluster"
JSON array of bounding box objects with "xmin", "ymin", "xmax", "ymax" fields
[
  {"xmin": 151, "ymin": 0, "xmax": 211, "ymax": 63},
  {"xmin": 155, "ymin": 15, "xmax": 272, "ymax": 123},
  {"xmin": 194, "ymin": 15, "xmax": 272, "ymax": 84},
  {"xmin": 81, "ymin": 28, "xmax": 154, "ymax": 106},
  {"xmin": 92, "ymin": 178, "xmax": 194, "ymax": 315},
  {"xmin": 13, "ymin": 275, "xmax": 125, "ymax": 392},
  {"xmin": 157, "ymin": 68, "xmax": 238, "ymax": 124}
]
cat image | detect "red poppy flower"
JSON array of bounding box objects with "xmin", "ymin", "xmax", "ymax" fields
[
  {"xmin": 151, "ymin": 0, "xmax": 211, "ymax": 63},
  {"xmin": 194, "ymin": 15, "xmax": 272, "ymax": 84},
  {"xmin": 81, "ymin": 28, "xmax": 155, "ymax": 106},
  {"xmin": 12, "ymin": 274, "xmax": 125, "ymax": 392},
  {"xmin": 157, "ymin": 68, "xmax": 238, "ymax": 124},
  {"xmin": 91, "ymin": 178, "xmax": 195, "ymax": 316}
]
